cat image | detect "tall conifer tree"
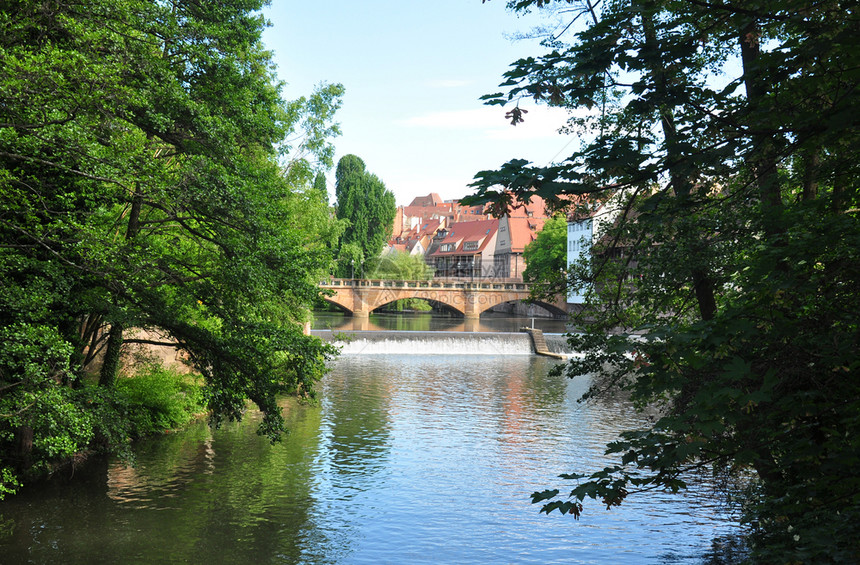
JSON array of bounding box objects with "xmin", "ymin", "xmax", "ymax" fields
[{"xmin": 334, "ymin": 155, "xmax": 396, "ymax": 277}]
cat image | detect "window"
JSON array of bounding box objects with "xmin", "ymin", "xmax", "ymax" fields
[
  {"xmin": 499, "ymin": 240, "xmax": 507, "ymax": 246},
  {"xmin": 464, "ymin": 241, "xmax": 479, "ymax": 251}
]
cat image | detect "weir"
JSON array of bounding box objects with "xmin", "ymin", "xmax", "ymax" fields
[{"xmin": 312, "ymin": 330, "xmax": 573, "ymax": 356}]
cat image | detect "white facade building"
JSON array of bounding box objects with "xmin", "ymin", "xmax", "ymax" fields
[
  {"xmin": 566, "ymin": 193, "xmax": 629, "ymax": 304},
  {"xmin": 566, "ymin": 218, "xmax": 593, "ymax": 303}
]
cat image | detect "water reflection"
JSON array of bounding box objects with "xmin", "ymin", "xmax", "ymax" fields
[
  {"xmin": 313, "ymin": 310, "xmax": 571, "ymax": 333},
  {"xmin": 0, "ymin": 355, "xmax": 740, "ymax": 564},
  {"xmin": 1, "ymin": 401, "xmax": 326, "ymax": 565}
]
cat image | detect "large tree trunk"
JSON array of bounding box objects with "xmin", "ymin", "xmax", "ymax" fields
[
  {"xmin": 641, "ymin": 9, "xmax": 717, "ymax": 321},
  {"xmin": 802, "ymin": 148, "xmax": 820, "ymax": 201},
  {"xmin": 739, "ymin": 21, "xmax": 784, "ymax": 225},
  {"xmin": 98, "ymin": 187, "xmax": 143, "ymax": 387},
  {"xmin": 98, "ymin": 323, "xmax": 124, "ymax": 387},
  {"xmin": 15, "ymin": 425, "xmax": 33, "ymax": 470}
]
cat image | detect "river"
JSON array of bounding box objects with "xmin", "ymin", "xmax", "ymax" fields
[{"xmin": 0, "ymin": 333, "xmax": 742, "ymax": 564}]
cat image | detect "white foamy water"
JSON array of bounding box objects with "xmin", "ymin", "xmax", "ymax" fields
[{"xmin": 332, "ymin": 331, "xmax": 535, "ymax": 355}]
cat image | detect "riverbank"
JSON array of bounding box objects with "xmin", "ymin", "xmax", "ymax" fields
[{"xmin": 1, "ymin": 365, "xmax": 206, "ymax": 501}]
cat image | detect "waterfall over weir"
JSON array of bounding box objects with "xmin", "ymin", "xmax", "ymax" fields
[{"xmin": 313, "ymin": 330, "xmax": 539, "ymax": 355}]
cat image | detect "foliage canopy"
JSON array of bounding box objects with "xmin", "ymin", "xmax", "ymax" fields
[
  {"xmin": 1, "ymin": 0, "xmax": 343, "ymax": 495},
  {"xmin": 473, "ymin": 0, "xmax": 860, "ymax": 561},
  {"xmin": 370, "ymin": 251, "xmax": 434, "ymax": 281}
]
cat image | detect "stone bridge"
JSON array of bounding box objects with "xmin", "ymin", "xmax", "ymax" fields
[{"xmin": 318, "ymin": 278, "xmax": 568, "ymax": 319}]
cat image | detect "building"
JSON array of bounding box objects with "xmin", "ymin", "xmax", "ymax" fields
[
  {"xmin": 566, "ymin": 216, "xmax": 594, "ymax": 304},
  {"xmin": 388, "ymin": 193, "xmax": 557, "ymax": 281},
  {"xmin": 566, "ymin": 194, "xmax": 627, "ymax": 303},
  {"xmin": 391, "ymin": 194, "xmax": 490, "ymax": 241},
  {"xmin": 429, "ymin": 219, "xmax": 499, "ymax": 278},
  {"xmin": 493, "ymin": 216, "xmax": 546, "ymax": 280},
  {"xmin": 386, "ymin": 217, "xmax": 445, "ymax": 257}
]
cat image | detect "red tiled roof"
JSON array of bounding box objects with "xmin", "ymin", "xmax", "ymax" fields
[
  {"xmin": 402, "ymin": 204, "xmax": 453, "ymax": 219},
  {"xmin": 507, "ymin": 217, "xmax": 546, "ymax": 252},
  {"xmin": 409, "ymin": 193, "xmax": 445, "ymax": 207},
  {"xmin": 430, "ymin": 219, "xmax": 499, "ymax": 256},
  {"xmin": 507, "ymin": 197, "xmax": 547, "ymax": 218},
  {"xmin": 416, "ymin": 218, "xmax": 443, "ymax": 238}
]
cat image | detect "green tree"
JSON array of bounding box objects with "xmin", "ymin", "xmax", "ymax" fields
[
  {"xmin": 472, "ymin": 1, "xmax": 860, "ymax": 561},
  {"xmin": 334, "ymin": 155, "xmax": 396, "ymax": 277},
  {"xmin": 522, "ymin": 214, "xmax": 568, "ymax": 300},
  {"xmin": 0, "ymin": 0, "xmax": 343, "ymax": 495},
  {"xmin": 369, "ymin": 251, "xmax": 434, "ymax": 311},
  {"xmin": 283, "ymin": 83, "xmax": 344, "ymax": 186},
  {"xmin": 370, "ymin": 251, "xmax": 434, "ymax": 281},
  {"xmin": 312, "ymin": 171, "xmax": 329, "ymax": 203}
]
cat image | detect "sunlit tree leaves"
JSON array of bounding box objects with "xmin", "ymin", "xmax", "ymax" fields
[{"xmin": 1, "ymin": 0, "xmax": 344, "ymax": 494}]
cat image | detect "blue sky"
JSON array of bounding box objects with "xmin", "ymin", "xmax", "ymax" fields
[{"xmin": 262, "ymin": 1, "xmax": 581, "ymax": 206}]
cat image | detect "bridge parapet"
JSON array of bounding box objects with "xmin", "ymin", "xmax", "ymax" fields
[{"xmin": 320, "ymin": 278, "xmax": 531, "ymax": 291}]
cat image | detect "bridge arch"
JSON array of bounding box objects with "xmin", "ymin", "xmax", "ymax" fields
[
  {"xmin": 319, "ymin": 294, "xmax": 354, "ymax": 314},
  {"xmin": 319, "ymin": 294, "xmax": 463, "ymax": 316},
  {"xmin": 371, "ymin": 296, "xmax": 463, "ymax": 316},
  {"xmin": 486, "ymin": 299, "xmax": 568, "ymax": 319}
]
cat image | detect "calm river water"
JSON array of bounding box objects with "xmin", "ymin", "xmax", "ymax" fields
[{"xmin": 0, "ymin": 351, "xmax": 740, "ymax": 564}]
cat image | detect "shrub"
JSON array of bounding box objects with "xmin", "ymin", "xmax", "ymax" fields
[{"xmin": 115, "ymin": 365, "xmax": 204, "ymax": 438}]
